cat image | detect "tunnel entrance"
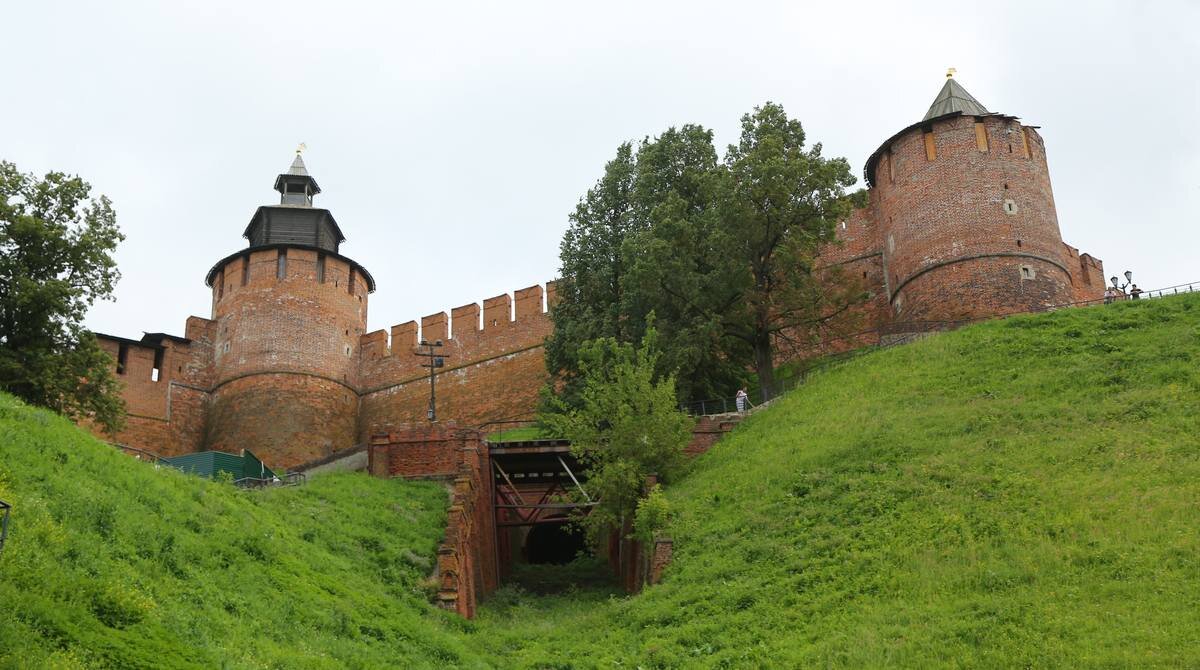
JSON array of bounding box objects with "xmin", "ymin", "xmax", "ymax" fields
[
  {"xmin": 489, "ymin": 438, "xmax": 615, "ymax": 593},
  {"xmin": 525, "ymin": 520, "xmax": 586, "ymax": 565}
]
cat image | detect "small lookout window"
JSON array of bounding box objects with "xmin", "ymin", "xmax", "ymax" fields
[
  {"xmin": 241, "ymin": 255, "xmax": 249, "ymax": 286},
  {"xmin": 316, "ymin": 253, "xmax": 326, "ymax": 284},
  {"xmin": 1021, "ymin": 266, "xmax": 1034, "ymax": 280},
  {"xmin": 116, "ymin": 343, "xmax": 128, "ymax": 375},
  {"xmin": 152, "ymin": 348, "xmax": 164, "ymax": 382},
  {"xmin": 277, "ymin": 249, "xmax": 287, "ymax": 279},
  {"xmin": 347, "ymin": 269, "xmax": 356, "ymax": 295}
]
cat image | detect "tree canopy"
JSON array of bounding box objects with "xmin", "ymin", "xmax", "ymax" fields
[
  {"xmin": 547, "ymin": 102, "xmax": 866, "ymax": 405},
  {"xmin": 0, "ymin": 161, "xmax": 125, "ymax": 432},
  {"xmin": 541, "ymin": 326, "xmax": 691, "ymax": 550}
]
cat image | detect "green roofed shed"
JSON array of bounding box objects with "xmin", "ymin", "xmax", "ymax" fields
[{"xmin": 161, "ymin": 449, "xmax": 277, "ymax": 482}]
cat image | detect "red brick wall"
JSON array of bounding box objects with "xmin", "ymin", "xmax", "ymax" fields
[
  {"xmin": 369, "ymin": 426, "xmax": 498, "ymax": 619},
  {"xmin": 358, "ymin": 283, "xmax": 555, "ymax": 440}
]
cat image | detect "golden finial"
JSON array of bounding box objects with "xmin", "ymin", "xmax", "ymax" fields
[
  {"xmin": 946, "ymin": 67, "xmax": 957, "ymax": 79},
  {"xmin": 296, "ymin": 142, "xmax": 307, "ymax": 155}
]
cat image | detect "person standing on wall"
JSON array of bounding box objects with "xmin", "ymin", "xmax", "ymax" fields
[
  {"xmin": 736, "ymin": 387, "xmax": 749, "ymax": 414},
  {"xmin": 1130, "ymin": 285, "xmax": 1143, "ymax": 300}
]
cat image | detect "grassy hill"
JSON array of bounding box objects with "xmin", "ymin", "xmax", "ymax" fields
[
  {"xmin": 0, "ymin": 398, "xmax": 477, "ymax": 668},
  {"xmin": 464, "ymin": 294, "xmax": 1200, "ymax": 667},
  {"xmin": 2, "ymin": 294, "xmax": 1199, "ymax": 668}
]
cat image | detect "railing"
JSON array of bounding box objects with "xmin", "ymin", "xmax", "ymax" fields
[
  {"xmin": 680, "ymin": 280, "xmax": 1199, "ymax": 416},
  {"xmin": 680, "ymin": 348, "xmax": 872, "ymax": 416},
  {"xmin": 233, "ymin": 472, "xmax": 307, "ymax": 489},
  {"xmin": 0, "ymin": 500, "xmax": 11, "ymax": 556},
  {"xmin": 110, "ymin": 442, "xmax": 163, "ymax": 464}
]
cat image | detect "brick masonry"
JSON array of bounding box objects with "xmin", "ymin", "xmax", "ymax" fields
[
  {"xmin": 369, "ymin": 425, "xmax": 498, "ymax": 619},
  {"xmin": 89, "ymin": 91, "xmax": 1103, "ymax": 472}
]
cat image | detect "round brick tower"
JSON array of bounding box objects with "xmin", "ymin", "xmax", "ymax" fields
[
  {"xmin": 203, "ymin": 153, "xmax": 374, "ymax": 468},
  {"xmin": 864, "ymin": 75, "xmax": 1076, "ymax": 322}
]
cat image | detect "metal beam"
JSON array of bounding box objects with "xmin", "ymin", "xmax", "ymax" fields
[
  {"xmin": 557, "ymin": 456, "xmax": 591, "ymax": 502},
  {"xmin": 492, "ymin": 461, "xmax": 527, "ymax": 506}
]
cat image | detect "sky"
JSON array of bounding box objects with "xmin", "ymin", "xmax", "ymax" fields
[{"xmin": 4, "ymin": 0, "xmax": 1198, "ymax": 339}]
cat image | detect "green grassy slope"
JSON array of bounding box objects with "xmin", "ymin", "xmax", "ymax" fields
[
  {"xmin": 0, "ymin": 398, "xmax": 479, "ymax": 669},
  {"xmin": 467, "ymin": 294, "xmax": 1200, "ymax": 667},
  {"xmin": 2, "ymin": 295, "xmax": 1198, "ymax": 668}
]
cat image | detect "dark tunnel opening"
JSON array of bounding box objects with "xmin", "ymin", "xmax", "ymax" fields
[{"xmin": 524, "ymin": 521, "xmax": 587, "ymax": 565}]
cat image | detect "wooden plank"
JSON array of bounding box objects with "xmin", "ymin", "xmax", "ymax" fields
[{"xmin": 975, "ymin": 122, "xmax": 989, "ymax": 152}]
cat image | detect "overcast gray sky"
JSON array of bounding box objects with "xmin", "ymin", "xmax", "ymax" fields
[{"xmin": 5, "ymin": 0, "xmax": 1198, "ymax": 339}]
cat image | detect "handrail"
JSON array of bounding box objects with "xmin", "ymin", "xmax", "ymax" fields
[
  {"xmin": 109, "ymin": 442, "xmax": 163, "ymax": 464},
  {"xmin": 233, "ymin": 472, "xmax": 307, "ymax": 489},
  {"xmin": 0, "ymin": 500, "xmax": 11, "ymax": 556}
]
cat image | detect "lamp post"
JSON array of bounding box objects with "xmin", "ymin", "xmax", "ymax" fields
[
  {"xmin": 1110, "ymin": 270, "xmax": 1135, "ymax": 300},
  {"xmin": 415, "ymin": 339, "xmax": 449, "ymax": 421}
]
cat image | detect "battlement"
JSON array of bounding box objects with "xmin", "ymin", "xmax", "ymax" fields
[{"xmin": 359, "ymin": 281, "xmax": 557, "ymax": 383}]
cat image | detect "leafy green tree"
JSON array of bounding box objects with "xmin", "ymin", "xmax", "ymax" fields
[
  {"xmin": 544, "ymin": 143, "xmax": 639, "ymax": 406},
  {"xmin": 717, "ymin": 102, "xmax": 861, "ymax": 398},
  {"xmin": 541, "ymin": 326, "xmax": 691, "ymax": 550},
  {"xmin": 548, "ymin": 104, "xmax": 864, "ymax": 408},
  {"xmin": 0, "ymin": 161, "xmax": 125, "ymax": 432},
  {"xmin": 622, "ymin": 125, "xmax": 750, "ymax": 401}
]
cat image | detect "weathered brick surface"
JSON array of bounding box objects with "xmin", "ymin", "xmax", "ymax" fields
[
  {"xmin": 357, "ymin": 284, "xmax": 553, "ymax": 440},
  {"xmin": 370, "ymin": 426, "xmax": 498, "ymax": 619},
  {"xmin": 685, "ymin": 415, "xmax": 743, "ymax": 457}
]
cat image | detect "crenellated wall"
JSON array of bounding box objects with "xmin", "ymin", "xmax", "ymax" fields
[
  {"xmin": 96, "ymin": 316, "xmax": 216, "ymax": 457},
  {"xmin": 357, "ymin": 282, "xmax": 557, "ymax": 442}
]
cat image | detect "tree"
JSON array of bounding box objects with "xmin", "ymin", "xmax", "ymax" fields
[
  {"xmin": 0, "ymin": 161, "xmax": 125, "ymax": 432},
  {"xmin": 544, "ymin": 143, "xmax": 639, "ymax": 406},
  {"xmin": 547, "ymin": 126, "xmax": 748, "ymax": 405},
  {"xmin": 541, "ymin": 326, "xmax": 691, "ymax": 550},
  {"xmin": 717, "ymin": 102, "xmax": 861, "ymax": 398},
  {"xmin": 548, "ymin": 104, "xmax": 864, "ymax": 407}
]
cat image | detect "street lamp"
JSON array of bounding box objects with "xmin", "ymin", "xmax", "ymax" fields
[
  {"xmin": 415, "ymin": 339, "xmax": 449, "ymax": 421},
  {"xmin": 1110, "ymin": 270, "xmax": 1133, "ymax": 292}
]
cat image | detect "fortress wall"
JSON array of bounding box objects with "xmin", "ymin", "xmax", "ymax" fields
[
  {"xmin": 818, "ymin": 202, "xmax": 880, "ymax": 265},
  {"xmin": 788, "ymin": 199, "xmax": 890, "ymax": 359},
  {"xmin": 95, "ymin": 323, "xmax": 215, "ymax": 457},
  {"xmin": 357, "ymin": 283, "xmax": 555, "ymax": 437}
]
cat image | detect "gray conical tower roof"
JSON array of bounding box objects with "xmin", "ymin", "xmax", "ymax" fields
[
  {"xmin": 287, "ymin": 153, "xmax": 310, "ymax": 176},
  {"xmin": 922, "ymin": 78, "xmax": 989, "ymax": 121}
]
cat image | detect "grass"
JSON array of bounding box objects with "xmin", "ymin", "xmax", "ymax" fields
[
  {"xmin": 0, "ymin": 397, "xmax": 479, "ymax": 668},
  {"xmin": 463, "ymin": 294, "xmax": 1200, "ymax": 667},
  {"xmin": 2, "ymin": 294, "xmax": 1199, "ymax": 667},
  {"xmin": 485, "ymin": 426, "xmax": 551, "ymax": 443}
]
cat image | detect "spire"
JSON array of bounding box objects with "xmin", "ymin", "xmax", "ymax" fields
[
  {"xmin": 287, "ymin": 153, "xmax": 309, "ymax": 177},
  {"xmin": 922, "ymin": 76, "xmax": 989, "ymax": 121},
  {"xmin": 273, "ymin": 148, "xmax": 321, "ymax": 206}
]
